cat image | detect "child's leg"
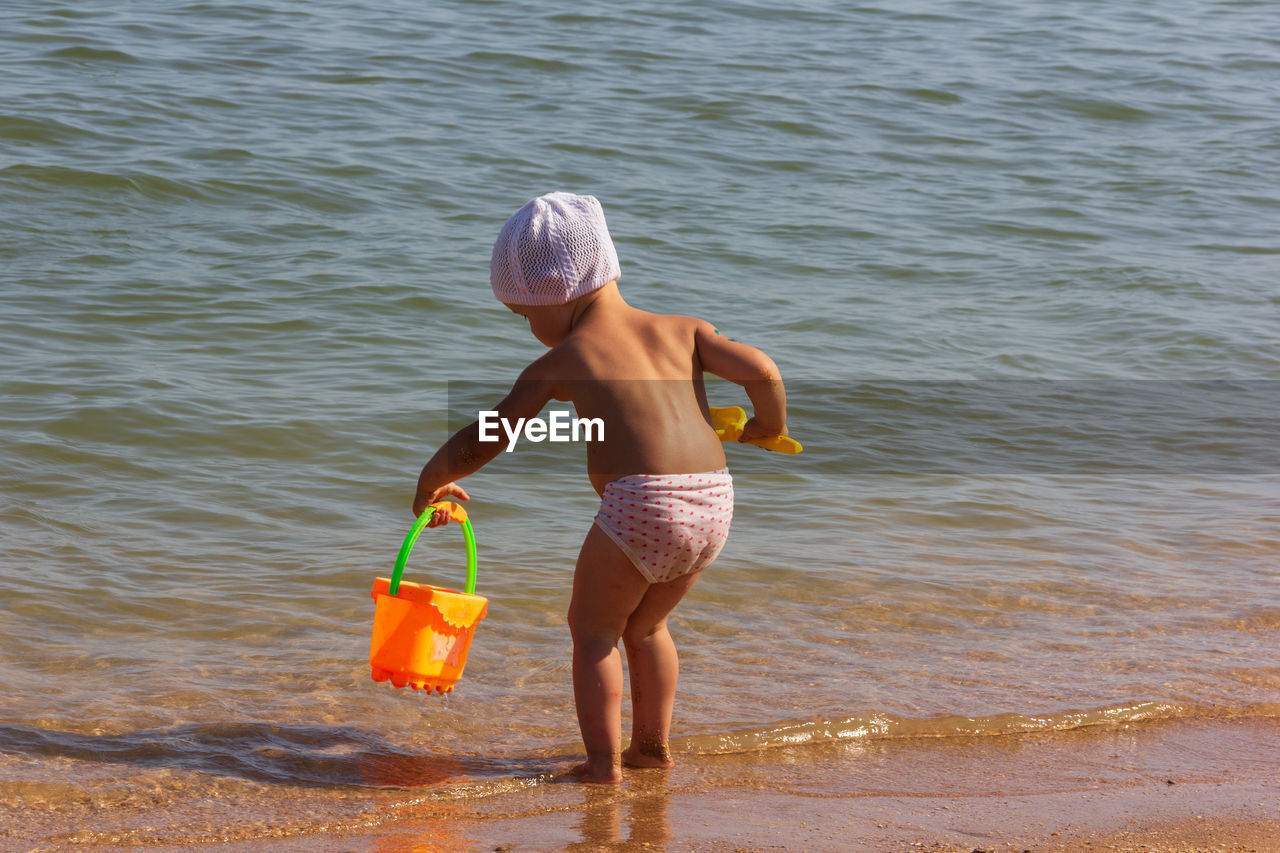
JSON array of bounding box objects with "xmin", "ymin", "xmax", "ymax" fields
[
  {"xmin": 621, "ymin": 570, "xmax": 700, "ymax": 768},
  {"xmin": 567, "ymin": 523, "xmax": 652, "ymax": 783}
]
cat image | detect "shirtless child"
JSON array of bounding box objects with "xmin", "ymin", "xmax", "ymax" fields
[{"xmin": 412, "ymin": 192, "xmax": 789, "ymax": 783}]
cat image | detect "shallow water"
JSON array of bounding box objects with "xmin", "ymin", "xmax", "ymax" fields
[{"xmin": 2, "ymin": 0, "xmax": 1278, "ymax": 844}]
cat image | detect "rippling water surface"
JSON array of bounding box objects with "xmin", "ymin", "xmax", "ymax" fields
[{"xmin": 1, "ymin": 0, "xmax": 1277, "ymax": 845}]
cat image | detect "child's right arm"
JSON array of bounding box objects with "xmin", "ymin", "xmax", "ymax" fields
[
  {"xmin": 693, "ymin": 320, "xmax": 788, "ymax": 440},
  {"xmin": 412, "ymin": 359, "xmax": 556, "ymax": 519}
]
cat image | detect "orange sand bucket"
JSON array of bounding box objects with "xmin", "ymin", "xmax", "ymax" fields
[{"xmin": 369, "ymin": 501, "xmax": 488, "ymax": 694}]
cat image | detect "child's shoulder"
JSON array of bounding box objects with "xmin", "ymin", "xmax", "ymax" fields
[
  {"xmin": 634, "ymin": 307, "xmax": 713, "ymax": 335},
  {"xmin": 533, "ymin": 309, "xmax": 710, "ymax": 378},
  {"xmin": 625, "ymin": 309, "xmax": 720, "ymax": 355},
  {"xmin": 637, "ymin": 309, "xmax": 692, "ymax": 326},
  {"xmin": 573, "ymin": 303, "xmax": 709, "ymax": 344}
]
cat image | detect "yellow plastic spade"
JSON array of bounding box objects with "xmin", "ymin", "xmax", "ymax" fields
[{"xmin": 709, "ymin": 406, "xmax": 802, "ymax": 454}]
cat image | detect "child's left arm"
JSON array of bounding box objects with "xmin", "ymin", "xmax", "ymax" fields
[{"xmin": 412, "ymin": 361, "xmax": 556, "ymax": 520}]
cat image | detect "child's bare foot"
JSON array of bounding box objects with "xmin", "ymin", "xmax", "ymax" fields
[
  {"xmin": 569, "ymin": 760, "xmax": 622, "ymax": 784},
  {"xmin": 622, "ymin": 741, "xmax": 674, "ymax": 770}
]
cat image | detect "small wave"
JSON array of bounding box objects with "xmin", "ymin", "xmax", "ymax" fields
[
  {"xmin": 902, "ymin": 87, "xmax": 964, "ymax": 104},
  {"xmin": 459, "ymin": 51, "xmax": 588, "ymax": 73},
  {"xmin": 0, "ymin": 722, "xmax": 543, "ymax": 790},
  {"xmin": 0, "ymin": 163, "xmax": 208, "ymax": 201},
  {"xmin": 1192, "ymin": 242, "xmax": 1280, "ymax": 255},
  {"xmin": 43, "ymin": 46, "xmax": 141, "ymax": 64},
  {"xmin": 675, "ymin": 700, "xmax": 1278, "ymax": 755},
  {"xmin": 0, "ymin": 115, "xmax": 102, "ymax": 146},
  {"xmin": 1053, "ymin": 95, "xmax": 1160, "ymax": 123},
  {"xmin": 758, "ymin": 119, "xmax": 838, "ymax": 138}
]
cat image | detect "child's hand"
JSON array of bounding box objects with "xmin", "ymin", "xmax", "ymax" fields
[
  {"xmin": 412, "ymin": 482, "xmax": 470, "ymax": 524},
  {"xmin": 739, "ymin": 416, "xmax": 787, "ymax": 444}
]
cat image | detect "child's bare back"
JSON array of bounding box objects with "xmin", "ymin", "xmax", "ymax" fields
[
  {"xmin": 411, "ymin": 193, "xmax": 788, "ymax": 783},
  {"xmin": 508, "ymin": 289, "xmax": 743, "ymax": 494}
]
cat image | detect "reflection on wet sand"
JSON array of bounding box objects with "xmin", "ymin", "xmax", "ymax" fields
[
  {"xmin": 569, "ymin": 776, "xmax": 672, "ymax": 851},
  {"xmin": 366, "ymin": 769, "xmax": 677, "ymax": 852}
]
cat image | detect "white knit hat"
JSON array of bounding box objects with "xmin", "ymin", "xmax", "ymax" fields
[{"xmin": 490, "ymin": 192, "xmax": 621, "ymax": 306}]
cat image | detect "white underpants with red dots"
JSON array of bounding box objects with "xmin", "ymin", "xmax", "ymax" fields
[{"xmin": 593, "ymin": 469, "xmax": 734, "ymax": 584}]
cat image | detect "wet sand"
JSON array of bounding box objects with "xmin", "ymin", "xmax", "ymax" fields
[
  {"xmin": 347, "ymin": 716, "xmax": 1280, "ymax": 853},
  {"xmin": 415, "ymin": 790, "xmax": 1279, "ymax": 853},
  {"xmin": 4, "ymin": 716, "xmax": 1276, "ymax": 851}
]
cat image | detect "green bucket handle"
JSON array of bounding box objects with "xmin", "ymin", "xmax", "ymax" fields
[{"xmin": 388, "ymin": 503, "xmax": 477, "ymax": 597}]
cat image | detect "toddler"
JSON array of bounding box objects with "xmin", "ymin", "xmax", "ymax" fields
[{"xmin": 412, "ymin": 192, "xmax": 789, "ymax": 783}]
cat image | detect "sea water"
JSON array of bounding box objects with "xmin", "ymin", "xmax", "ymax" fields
[{"xmin": 1, "ymin": 0, "xmax": 1277, "ymax": 845}]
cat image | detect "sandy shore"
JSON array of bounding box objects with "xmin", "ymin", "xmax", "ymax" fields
[
  {"xmin": 7, "ymin": 716, "xmax": 1277, "ymax": 851},
  {"xmin": 357, "ymin": 765, "xmax": 1279, "ymax": 853},
  {"xmin": 281, "ymin": 716, "xmax": 1280, "ymax": 852},
  {"xmin": 427, "ymin": 792, "xmax": 1280, "ymax": 853}
]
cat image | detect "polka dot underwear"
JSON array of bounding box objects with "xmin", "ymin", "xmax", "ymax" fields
[{"xmin": 593, "ymin": 468, "xmax": 734, "ymax": 584}]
